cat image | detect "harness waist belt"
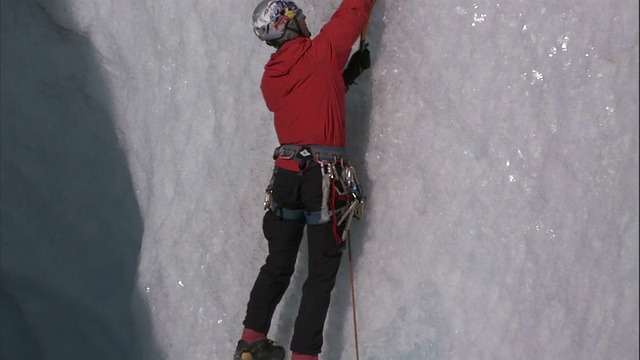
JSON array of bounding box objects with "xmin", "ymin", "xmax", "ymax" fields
[{"xmin": 273, "ymin": 144, "xmax": 346, "ymax": 163}]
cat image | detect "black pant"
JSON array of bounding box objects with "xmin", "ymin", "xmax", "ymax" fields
[{"xmin": 243, "ymin": 165, "xmax": 344, "ymax": 355}]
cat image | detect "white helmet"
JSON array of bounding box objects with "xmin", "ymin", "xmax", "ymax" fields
[{"xmin": 252, "ymin": 0, "xmax": 303, "ymax": 46}]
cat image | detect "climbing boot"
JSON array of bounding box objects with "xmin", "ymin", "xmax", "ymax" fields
[{"xmin": 233, "ymin": 339, "xmax": 285, "ymax": 360}]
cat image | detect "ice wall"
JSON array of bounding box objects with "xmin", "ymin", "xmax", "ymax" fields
[{"xmin": 1, "ymin": 0, "xmax": 637, "ymax": 359}]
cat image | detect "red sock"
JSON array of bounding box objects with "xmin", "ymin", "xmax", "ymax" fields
[
  {"xmin": 291, "ymin": 353, "xmax": 318, "ymax": 360},
  {"xmin": 241, "ymin": 328, "xmax": 267, "ymax": 344}
]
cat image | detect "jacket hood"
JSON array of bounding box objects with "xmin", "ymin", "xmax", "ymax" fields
[{"xmin": 264, "ymin": 37, "xmax": 310, "ymax": 78}]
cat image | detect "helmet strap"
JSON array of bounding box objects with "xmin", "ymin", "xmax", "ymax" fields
[{"xmin": 290, "ymin": 17, "xmax": 304, "ymax": 37}]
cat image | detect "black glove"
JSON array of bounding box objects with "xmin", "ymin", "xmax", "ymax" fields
[{"xmin": 342, "ymin": 43, "xmax": 371, "ymax": 89}]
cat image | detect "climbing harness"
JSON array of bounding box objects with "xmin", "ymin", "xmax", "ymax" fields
[
  {"xmin": 263, "ymin": 145, "xmax": 365, "ymax": 243},
  {"xmin": 272, "ymin": 144, "xmax": 346, "ymax": 169}
]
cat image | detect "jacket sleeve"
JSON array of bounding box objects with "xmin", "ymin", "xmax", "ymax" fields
[{"xmin": 312, "ymin": 0, "xmax": 374, "ymax": 71}]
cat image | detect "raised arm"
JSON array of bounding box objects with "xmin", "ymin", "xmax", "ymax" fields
[{"xmin": 312, "ymin": 0, "xmax": 375, "ymax": 70}]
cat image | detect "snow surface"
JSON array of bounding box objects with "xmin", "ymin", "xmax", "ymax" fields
[{"xmin": 1, "ymin": 0, "xmax": 638, "ymax": 359}]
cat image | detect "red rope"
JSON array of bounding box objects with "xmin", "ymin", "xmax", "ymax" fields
[
  {"xmin": 331, "ymin": 178, "xmax": 342, "ymax": 244},
  {"xmin": 330, "ymin": 178, "xmax": 349, "ymax": 244}
]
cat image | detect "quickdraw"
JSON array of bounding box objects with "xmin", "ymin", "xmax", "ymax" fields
[{"xmin": 317, "ymin": 158, "xmax": 365, "ymax": 244}]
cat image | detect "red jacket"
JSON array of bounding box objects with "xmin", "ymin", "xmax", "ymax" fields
[{"xmin": 261, "ymin": 0, "xmax": 374, "ymax": 172}]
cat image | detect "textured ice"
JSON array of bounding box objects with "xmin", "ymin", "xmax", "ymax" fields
[{"xmin": 1, "ymin": 0, "xmax": 638, "ymax": 359}]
